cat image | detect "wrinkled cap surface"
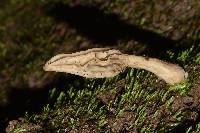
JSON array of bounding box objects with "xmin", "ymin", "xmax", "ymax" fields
[{"xmin": 44, "ymin": 48, "xmax": 126, "ymax": 78}]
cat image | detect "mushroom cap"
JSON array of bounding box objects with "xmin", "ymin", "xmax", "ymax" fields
[{"xmin": 44, "ymin": 48, "xmax": 126, "ymax": 78}]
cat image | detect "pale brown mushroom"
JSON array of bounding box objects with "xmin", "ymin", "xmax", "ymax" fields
[{"xmin": 44, "ymin": 48, "xmax": 187, "ymax": 85}]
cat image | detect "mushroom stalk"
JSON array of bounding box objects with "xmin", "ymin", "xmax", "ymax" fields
[{"xmin": 123, "ymin": 55, "xmax": 187, "ymax": 84}]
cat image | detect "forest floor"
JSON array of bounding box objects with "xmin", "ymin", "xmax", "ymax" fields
[{"xmin": 0, "ymin": 0, "xmax": 200, "ymax": 132}]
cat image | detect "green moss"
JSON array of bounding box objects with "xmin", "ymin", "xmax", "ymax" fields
[{"xmin": 19, "ymin": 42, "xmax": 200, "ymax": 132}]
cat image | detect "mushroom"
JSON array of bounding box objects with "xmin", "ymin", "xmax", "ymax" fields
[{"xmin": 44, "ymin": 48, "xmax": 187, "ymax": 85}]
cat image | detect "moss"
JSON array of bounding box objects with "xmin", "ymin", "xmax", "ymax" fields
[
  {"xmin": 6, "ymin": 48, "xmax": 200, "ymax": 132},
  {"xmin": 12, "ymin": 46, "xmax": 199, "ymax": 131}
]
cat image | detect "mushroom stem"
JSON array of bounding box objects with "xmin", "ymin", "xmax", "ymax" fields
[{"xmin": 124, "ymin": 55, "xmax": 187, "ymax": 84}]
